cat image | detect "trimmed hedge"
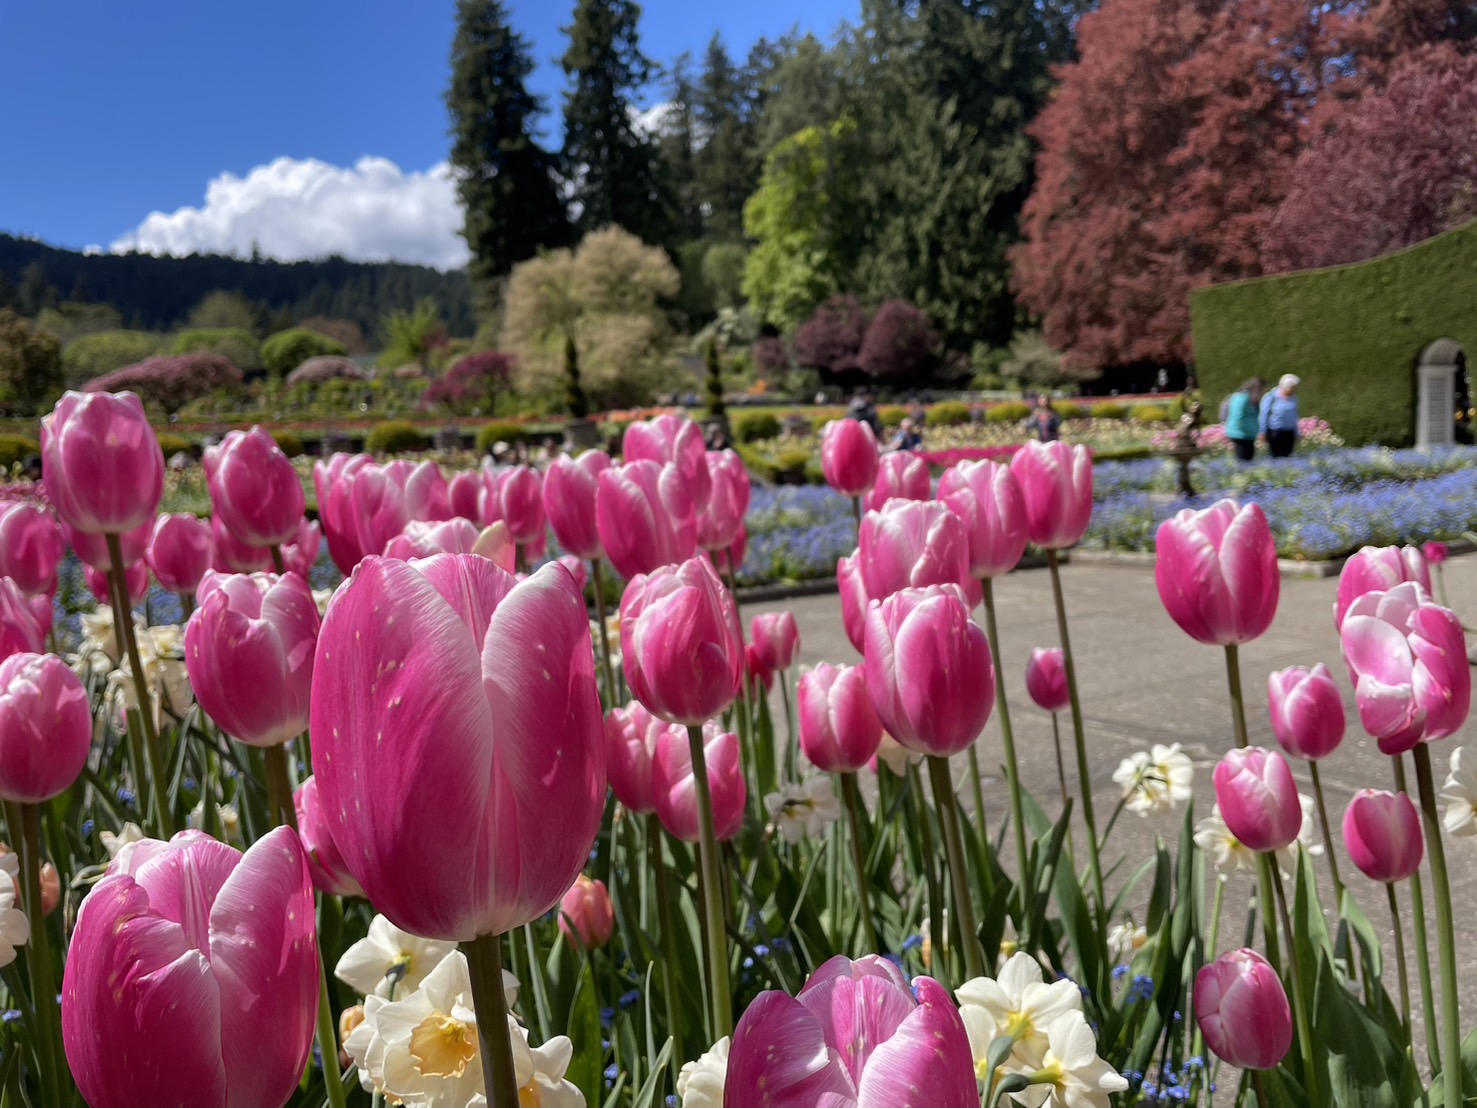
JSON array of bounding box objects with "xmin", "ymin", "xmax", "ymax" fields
[
  {"xmin": 877, "ymin": 405, "xmax": 908, "ymax": 428},
  {"xmin": 733, "ymin": 412, "xmax": 782, "ymax": 443},
  {"xmin": 1091, "ymin": 401, "xmax": 1129, "ymax": 420},
  {"xmin": 271, "ymin": 430, "xmax": 305, "ymax": 458},
  {"xmin": 365, "ymin": 420, "xmax": 430, "ymax": 455},
  {"xmin": 0, "ymin": 434, "xmax": 39, "ymax": 471},
  {"xmin": 156, "ymin": 432, "xmax": 192, "ymax": 458},
  {"xmin": 1052, "ymin": 401, "xmax": 1089, "ymax": 420},
  {"xmin": 986, "ymin": 401, "xmax": 1031, "ymax": 423},
  {"xmin": 172, "ymin": 329, "xmax": 261, "ymax": 371},
  {"xmin": 261, "ymin": 328, "xmax": 348, "ymax": 378},
  {"xmin": 1191, "ymin": 217, "xmax": 1477, "ymax": 446},
  {"xmin": 476, "ymin": 420, "xmax": 533, "ymax": 454},
  {"xmin": 926, "ymin": 401, "xmax": 972, "ymax": 427},
  {"xmin": 1130, "ymin": 404, "xmax": 1171, "ymax": 422}
]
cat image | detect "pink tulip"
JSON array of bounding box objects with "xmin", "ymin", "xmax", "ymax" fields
[
  {"xmin": 0, "ymin": 652, "xmax": 91, "ymax": 803},
  {"xmin": 746, "ymin": 642, "xmax": 774, "ymax": 693},
  {"xmin": 751, "ymin": 610, "xmax": 800, "ymax": 674},
  {"xmin": 864, "ymin": 451, "xmax": 930, "ymax": 513},
  {"xmin": 208, "ymin": 513, "xmax": 271, "ymax": 574},
  {"xmin": 798, "ymin": 662, "xmax": 883, "ymax": 773},
  {"xmin": 311, "ymin": 554, "xmax": 603, "ymax": 941},
  {"xmin": 697, "ymin": 448, "xmax": 750, "ymax": 552},
  {"xmin": 596, "ymin": 460, "xmax": 697, "ymax": 580},
  {"xmin": 1025, "ymin": 646, "xmax": 1070, "ymax": 712},
  {"xmin": 1193, "ymin": 948, "xmax": 1292, "ymax": 1070},
  {"xmin": 472, "ymin": 519, "xmax": 517, "ymax": 572},
  {"xmin": 25, "ymin": 594, "xmax": 52, "ymax": 641},
  {"xmin": 859, "ymin": 499, "xmax": 971, "ymax": 602},
  {"xmin": 382, "ymin": 517, "xmax": 482, "ymax": 561},
  {"xmin": 293, "ymin": 775, "xmax": 365, "ymax": 899},
  {"xmin": 726, "ymin": 955, "xmax": 977, "ymax": 1105},
  {"xmin": 938, "ymin": 459, "xmax": 1029, "ymax": 579},
  {"xmin": 837, "ymin": 551, "xmax": 869, "ymax": 653},
  {"xmin": 85, "ymin": 561, "xmax": 149, "ymax": 608},
  {"xmin": 279, "ymin": 517, "xmax": 321, "ymax": 579},
  {"xmin": 1423, "ymin": 541, "xmax": 1449, "ymax": 566},
  {"xmin": 313, "ymin": 452, "xmax": 374, "ymax": 572},
  {"xmin": 709, "ymin": 521, "xmax": 747, "ymax": 579},
  {"xmin": 351, "ymin": 459, "xmax": 452, "ymax": 564},
  {"xmin": 544, "ymin": 450, "xmax": 611, "ymax": 560},
  {"xmin": 0, "ymin": 580, "xmax": 46, "ymax": 662},
  {"xmin": 62, "ymin": 828, "xmax": 317, "ymax": 1108},
  {"xmin": 148, "ymin": 513, "xmax": 213, "ymax": 595},
  {"xmin": 1267, "ymin": 664, "xmax": 1345, "ymax": 760},
  {"xmin": 0, "ymin": 503, "xmax": 64, "ymax": 595},
  {"xmin": 558, "ymin": 874, "xmax": 615, "ymax": 949},
  {"xmin": 1340, "ymin": 581, "xmax": 1471, "ymax": 753},
  {"xmin": 41, "ymin": 390, "xmax": 163, "ymax": 534},
  {"xmin": 185, "ymin": 571, "xmax": 319, "ymax": 747},
  {"xmin": 448, "ymin": 469, "xmax": 484, "ymax": 523},
  {"xmin": 1212, "ymin": 747, "xmax": 1301, "ymax": 852},
  {"xmin": 203, "ymin": 427, "xmax": 304, "ymax": 547},
  {"xmin": 1154, "ymin": 499, "xmax": 1279, "ymax": 646},
  {"xmin": 605, "ymin": 702, "xmax": 682, "ymax": 815},
  {"xmin": 652, "ymin": 722, "xmax": 746, "ymax": 841},
  {"xmin": 556, "ymin": 554, "xmax": 587, "ymax": 590},
  {"xmin": 820, "ymin": 419, "xmax": 880, "ymax": 498},
  {"xmin": 621, "ymin": 556, "xmax": 743, "ymax": 726},
  {"xmin": 1343, "ymin": 789, "xmax": 1423, "ymax": 883},
  {"xmin": 622, "ymin": 413, "xmax": 711, "ymax": 510},
  {"xmin": 1008, "ymin": 440, "xmax": 1093, "ymax": 550},
  {"xmin": 1335, "ymin": 545, "xmax": 1431, "ymax": 628},
  {"xmin": 486, "ymin": 464, "xmax": 545, "ymax": 545},
  {"xmin": 66, "ymin": 518, "xmax": 150, "ymax": 573},
  {"xmin": 864, "ymin": 585, "xmax": 994, "ymax": 757}
]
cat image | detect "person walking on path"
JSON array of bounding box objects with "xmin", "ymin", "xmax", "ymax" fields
[
  {"xmin": 1225, "ymin": 376, "xmax": 1265, "ymax": 462},
  {"xmin": 1027, "ymin": 394, "xmax": 1062, "ymax": 442},
  {"xmin": 848, "ymin": 389, "xmax": 883, "ymax": 438},
  {"xmin": 1260, "ymin": 373, "xmax": 1301, "ymax": 458}
]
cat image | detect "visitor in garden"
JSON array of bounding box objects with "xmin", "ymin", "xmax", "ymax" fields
[
  {"xmin": 848, "ymin": 389, "xmax": 883, "ymax": 436},
  {"xmin": 1028, "ymin": 393, "xmax": 1062, "ymax": 442},
  {"xmin": 890, "ymin": 417, "xmax": 924, "ymax": 451},
  {"xmin": 1260, "ymin": 373, "xmax": 1301, "ymax": 457},
  {"xmin": 1224, "ymin": 376, "xmax": 1265, "ymax": 461}
]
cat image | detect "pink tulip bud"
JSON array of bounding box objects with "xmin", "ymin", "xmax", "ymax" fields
[
  {"xmin": 864, "ymin": 450, "xmax": 930, "ymax": 513},
  {"xmin": 66, "ymin": 518, "xmax": 150, "ymax": 573},
  {"xmin": 84, "ymin": 561, "xmax": 149, "ymax": 608},
  {"xmin": 1154, "ymin": 499, "xmax": 1279, "ymax": 646},
  {"xmin": 293, "ymin": 776, "xmax": 365, "ymax": 899},
  {"xmin": 1194, "ymin": 948, "xmax": 1292, "ymax": 1070},
  {"xmin": 1423, "ymin": 541, "xmax": 1449, "ymax": 566},
  {"xmin": 596, "ymin": 461, "xmax": 697, "ymax": 580},
  {"xmin": 203, "ymin": 427, "xmax": 305, "ymax": 547},
  {"xmin": 746, "ymin": 642, "xmax": 775, "ymax": 693},
  {"xmin": 62, "ymin": 828, "xmax": 318, "ymax": 1108},
  {"xmin": 311, "ymin": 554, "xmax": 603, "ymax": 941},
  {"xmin": 860, "ymin": 499, "xmax": 971, "ymax": 603},
  {"xmin": 1334, "ymin": 545, "xmax": 1431, "ymax": 628},
  {"xmin": 798, "ymin": 662, "xmax": 883, "ymax": 774},
  {"xmin": 621, "ymin": 556, "xmax": 743, "ymax": 726},
  {"xmin": 557, "ymin": 554, "xmax": 587, "ymax": 591},
  {"xmin": 1267, "ymin": 664, "xmax": 1345, "ymax": 760},
  {"xmin": 751, "ymin": 611, "xmax": 800, "ymax": 674},
  {"xmin": 210, "ymin": 513, "xmax": 271, "ymax": 574},
  {"xmin": 1343, "ymin": 789, "xmax": 1423, "ymax": 883},
  {"xmin": 382, "ymin": 517, "xmax": 482, "ymax": 561},
  {"xmin": 39, "ymin": 861, "xmax": 59, "ymax": 916},
  {"xmin": 1212, "ymin": 747, "xmax": 1301, "ymax": 852},
  {"xmin": 1025, "ymin": 647, "xmax": 1070, "ymax": 713},
  {"xmin": 837, "ymin": 551, "xmax": 869, "ymax": 653},
  {"xmin": 865, "ymin": 585, "xmax": 994, "ymax": 757},
  {"xmin": 697, "ymin": 449, "xmax": 750, "ymax": 552},
  {"xmin": 0, "ymin": 652, "xmax": 91, "ymax": 803},
  {"xmin": 1008, "ymin": 440, "xmax": 1093, "ymax": 550},
  {"xmin": 709, "ymin": 521, "xmax": 747, "ymax": 579},
  {"xmin": 1340, "ymin": 582, "xmax": 1470, "ymax": 753},
  {"xmin": 41, "ymin": 390, "xmax": 163, "ymax": 534},
  {"xmin": 148, "ymin": 513, "xmax": 213, "ymax": 595},
  {"xmin": 353, "ymin": 459, "xmax": 452, "ymax": 564},
  {"xmin": 185, "ymin": 571, "xmax": 319, "ymax": 747},
  {"xmin": 544, "ymin": 449, "xmax": 611, "ymax": 560},
  {"xmin": 25, "ymin": 594, "xmax": 52, "ymax": 641},
  {"xmin": 605, "ymin": 702, "xmax": 681, "ymax": 815},
  {"xmin": 652, "ymin": 723, "xmax": 746, "ymax": 842},
  {"xmin": 313, "ymin": 452, "xmax": 373, "ymax": 572},
  {"xmin": 448, "ymin": 469, "xmax": 484, "ymax": 523},
  {"xmin": 622, "ymin": 413, "xmax": 711, "ymax": 510},
  {"xmin": 0, "ymin": 503, "xmax": 64, "ymax": 596},
  {"xmin": 937, "ymin": 459, "xmax": 1029, "ymax": 579},
  {"xmin": 487, "ymin": 464, "xmax": 545, "ymax": 545},
  {"xmin": 820, "ymin": 419, "xmax": 880, "ymax": 497},
  {"xmin": 279, "ymin": 517, "xmax": 321, "ymax": 579},
  {"xmin": 559, "ymin": 874, "xmax": 615, "ymax": 948},
  {"xmin": 0, "ymin": 581, "xmax": 46, "ymax": 662}
]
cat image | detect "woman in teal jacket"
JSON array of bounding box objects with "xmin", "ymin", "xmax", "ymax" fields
[{"xmin": 1224, "ymin": 377, "xmax": 1264, "ymax": 462}]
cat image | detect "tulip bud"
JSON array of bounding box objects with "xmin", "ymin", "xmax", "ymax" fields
[
  {"xmin": 84, "ymin": 561, "xmax": 149, "ymax": 609},
  {"xmin": 382, "ymin": 517, "xmax": 482, "ymax": 561},
  {"xmin": 204, "ymin": 426, "xmax": 305, "ymax": 547},
  {"xmin": 653, "ymin": 723, "xmax": 746, "ymax": 842},
  {"xmin": 605, "ymin": 702, "xmax": 680, "ymax": 815},
  {"xmin": 837, "ymin": 551, "xmax": 869, "ymax": 654},
  {"xmin": 698, "ymin": 449, "xmax": 750, "ymax": 553},
  {"xmin": 746, "ymin": 642, "xmax": 774, "ymax": 693},
  {"xmin": 622, "ymin": 413, "xmax": 711, "ymax": 510},
  {"xmin": 148, "ymin": 513, "xmax": 213, "ymax": 595},
  {"xmin": 0, "ymin": 581, "xmax": 46, "ymax": 663},
  {"xmin": 712, "ymin": 522, "xmax": 747, "ymax": 579},
  {"xmin": 338, "ymin": 1005, "xmax": 366, "ymax": 1068},
  {"xmin": 1008, "ymin": 440, "xmax": 1093, "ymax": 550},
  {"xmin": 1423, "ymin": 541, "xmax": 1449, "ymax": 566},
  {"xmin": 25, "ymin": 594, "xmax": 52, "ymax": 642},
  {"xmin": 294, "ymin": 776, "xmax": 365, "ymax": 899},
  {"xmin": 314, "ymin": 452, "xmax": 374, "ymax": 572},
  {"xmin": 1267, "ymin": 664, "xmax": 1345, "ymax": 761},
  {"xmin": 1211, "ymin": 747, "xmax": 1301, "ymax": 852},
  {"xmin": 487, "ymin": 464, "xmax": 546, "ymax": 545},
  {"xmin": 210, "ymin": 514, "xmax": 271, "ymax": 574},
  {"xmin": 751, "ymin": 611, "xmax": 800, "ymax": 674},
  {"xmin": 798, "ymin": 663, "xmax": 883, "ymax": 774},
  {"xmin": 820, "ymin": 419, "xmax": 880, "ymax": 498},
  {"xmin": 596, "ymin": 461, "xmax": 697, "ymax": 580},
  {"xmin": 1335, "ymin": 545, "xmax": 1431, "ymax": 628},
  {"xmin": 557, "ymin": 554, "xmax": 587, "ymax": 591},
  {"xmin": 1154, "ymin": 499, "xmax": 1279, "ymax": 646},
  {"xmin": 0, "ymin": 652, "xmax": 92, "ymax": 803},
  {"xmin": 41, "ymin": 391, "xmax": 163, "ymax": 534},
  {"xmin": 66, "ymin": 518, "xmax": 151, "ymax": 574},
  {"xmin": 937, "ymin": 459, "xmax": 1029, "ymax": 579},
  {"xmin": 1025, "ymin": 647, "xmax": 1070, "ymax": 713},
  {"xmin": 279, "ymin": 517, "xmax": 321, "ymax": 579},
  {"xmin": 39, "ymin": 861, "xmax": 59, "ymax": 917},
  {"xmin": 559, "ymin": 874, "xmax": 615, "ymax": 948},
  {"xmin": 859, "ymin": 499, "xmax": 972, "ymax": 605},
  {"xmin": 1194, "ymin": 948, "xmax": 1292, "ymax": 1070},
  {"xmin": 1343, "ymin": 789, "xmax": 1423, "ymax": 883},
  {"xmin": 0, "ymin": 503, "xmax": 64, "ymax": 596},
  {"xmin": 864, "ymin": 451, "xmax": 930, "ymax": 513},
  {"xmin": 448, "ymin": 469, "xmax": 484, "ymax": 524},
  {"xmin": 544, "ymin": 450, "xmax": 611, "ymax": 560}
]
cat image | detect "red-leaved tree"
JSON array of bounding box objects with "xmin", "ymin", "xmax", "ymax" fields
[
  {"xmin": 421, "ymin": 352, "xmax": 514, "ymax": 417},
  {"xmin": 857, "ymin": 300, "xmax": 937, "ymax": 381},
  {"xmin": 790, "ymin": 295, "xmax": 870, "ymax": 383}
]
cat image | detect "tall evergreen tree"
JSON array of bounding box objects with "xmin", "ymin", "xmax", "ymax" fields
[
  {"xmin": 694, "ymin": 34, "xmax": 757, "ymax": 239},
  {"xmin": 658, "ymin": 54, "xmax": 704, "ymax": 244},
  {"xmin": 446, "ymin": 0, "xmax": 569, "ymax": 290}
]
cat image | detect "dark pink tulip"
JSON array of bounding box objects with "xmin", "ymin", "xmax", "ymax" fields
[
  {"xmin": 25, "ymin": 594, "xmax": 52, "ymax": 641},
  {"xmin": 1343, "ymin": 789, "xmax": 1423, "ymax": 883},
  {"xmin": 41, "ymin": 390, "xmax": 163, "ymax": 534},
  {"xmin": 1423, "ymin": 541, "xmax": 1449, "ymax": 566},
  {"xmin": 837, "ymin": 551, "xmax": 869, "ymax": 653},
  {"xmin": 557, "ymin": 554, "xmax": 587, "ymax": 591},
  {"xmin": 0, "ymin": 652, "xmax": 91, "ymax": 803},
  {"xmin": 746, "ymin": 642, "xmax": 775, "ymax": 693},
  {"xmin": 1008, "ymin": 440, "xmax": 1093, "ymax": 550},
  {"xmin": 859, "ymin": 499, "xmax": 971, "ymax": 602},
  {"xmin": 311, "ymin": 555, "xmax": 603, "ymax": 941},
  {"xmin": 605, "ymin": 701, "xmax": 681, "ymax": 815},
  {"xmin": 1212, "ymin": 747, "xmax": 1301, "ymax": 852},
  {"xmin": 558, "ymin": 874, "xmax": 615, "ymax": 949},
  {"xmin": 864, "ymin": 585, "xmax": 994, "ymax": 757},
  {"xmin": 1194, "ymin": 948, "xmax": 1292, "ymax": 1071},
  {"xmin": 820, "ymin": 419, "xmax": 880, "ymax": 498},
  {"xmin": 148, "ymin": 513, "xmax": 213, "ymax": 595},
  {"xmin": 697, "ymin": 448, "xmax": 750, "ymax": 553},
  {"xmin": 350, "ymin": 459, "xmax": 450, "ymax": 565},
  {"xmin": 382, "ymin": 517, "xmax": 482, "ymax": 561},
  {"xmin": 1335, "ymin": 545, "xmax": 1431, "ymax": 628},
  {"xmin": 1267, "ymin": 664, "xmax": 1345, "ymax": 760},
  {"xmin": 185, "ymin": 571, "xmax": 319, "ymax": 747},
  {"xmin": 652, "ymin": 722, "xmax": 746, "ymax": 842},
  {"xmin": 751, "ymin": 610, "xmax": 800, "ymax": 674},
  {"xmin": 203, "ymin": 427, "xmax": 304, "ymax": 547},
  {"xmin": 622, "ymin": 412, "xmax": 711, "ymax": 510},
  {"xmin": 596, "ymin": 460, "xmax": 697, "ymax": 580},
  {"xmin": 66, "ymin": 518, "xmax": 150, "ymax": 573},
  {"xmin": 1025, "ymin": 646, "xmax": 1070, "ymax": 712},
  {"xmin": 293, "ymin": 775, "xmax": 364, "ymax": 899},
  {"xmin": 621, "ymin": 556, "xmax": 743, "ymax": 726},
  {"xmin": 448, "ymin": 469, "xmax": 484, "ymax": 523},
  {"xmin": 313, "ymin": 452, "xmax": 373, "ymax": 572},
  {"xmin": 937, "ymin": 459, "xmax": 1029, "ymax": 579},
  {"xmin": 1340, "ymin": 582, "xmax": 1470, "ymax": 753},
  {"xmin": 544, "ymin": 449, "xmax": 611, "ymax": 560},
  {"xmin": 798, "ymin": 662, "xmax": 883, "ymax": 774},
  {"xmin": 209, "ymin": 513, "xmax": 270, "ymax": 574},
  {"xmin": 1155, "ymin": 499, "xmax": 1279, "ymax": 646},
  {"xmin": 726, "ymin": 956, "xmax": 977, "ymax": 1105},
  {"xmin": 709, "ymin": 521, "xmax": 747, "ymax": 578},
  {"xmin": 85, "ymin": 561, "xmax": 148, "ymax": 608},
  {"xmin": 0, "ymin": 580, "xmax": 45, "ymax": 661},
  {"xmin": 279, "ymin": 517, "xmax": 321, "ymax": 579},
  {"xmin": 864, "ymin": 451, "xmax": 930, "ymax": 513},
  {"xmin": 62, "ymin": 828, "xmax": 318, "ymax": 1108},
  {"xmin": 486, "ymin": 464, "xmax": 546, "ymax": 545},
  {"xmin": 0, "ymin": 503, "xmax": 64, "ymax": 595}
]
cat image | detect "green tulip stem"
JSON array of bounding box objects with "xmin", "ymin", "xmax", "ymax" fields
[
  {"xmin": 270, "ymin": 544, "xmax": 287, "ymax": 575},
  {"xmin": 982, "ymin": 578, "xmax": 1029, "ymax": 903},
  {"xmin": 927, "ymin": 755, "xmax": 986, "ymax": 981},
  {"xmin": 17, "ymin": 803, "xmax": 64, "ymax": 1108},
  {"xmin": 106, "ymin": 566, "xmax": 151, "ymax": 830},
  {"xmin": 264, "ymin": 744, "xmax": 297, "ymax": 831},
  {"xmin": 1413, "ymin": 744, "xmax": 1463, "ymax": 1108},
  {"xmin": 1386, "ymin": 882, "xmax": 1413, "ymax": 1049},
  {"xmin": 315, "ymin": 940, "xmax": 350, "ymax": 1108},
  {"xmin": 906, "ymin": 763, "xmax": 946, "ymax": 981},
  {"xmin": 1393, "ymin": 754, "xmax": 1440, "ymax": 1075},
  {"xmin": 590, "ymin": 560, "xmax": 619, "ymax": 708},
  {"xmin": 840, "ymin": 773, "xmax": 878, "ymax": 952},
  {"xmin": 646, "ymin": 814, "xmax": 684, "ymax": 1070},
  {"xmin": 1254, "ymin": 853, "xmax": 1283, "ymax": 977},
  {"xmin": 1306, "ymin": 760, "xmax": 1343, "ymax": 905},
  {"xmin": 686, "ymin": 724, "xmax": 733, "ymax": 1040},
  {"xmin": 850, "ymin": 495, "xmax": 862, "ymax": 534},
  {"xmin": 1223, "ymin": 643, "xmax": 1249, "ymax": 749},
  {"xmin": 465, "ymin": 932, "xmax": 521, "ymax": 1107},
  {"xmin": 1270, "ymin": 863, "xmax": 1319, "ymax": 1106}
]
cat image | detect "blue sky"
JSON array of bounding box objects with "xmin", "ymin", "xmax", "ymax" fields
[{"xmin": 0, "ymin": 0, "xmax": 855, "ymax": 265}]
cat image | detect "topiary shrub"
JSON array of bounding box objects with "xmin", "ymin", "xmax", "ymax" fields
[
  {"xmin": 732, "ymin": 412, "xmax": 782, "ymax": 443},
  {"xmin": 271, "ymin": 430, "xmax": 304, "ymax": 458},
  {"xmin": 0, "ymin": 434, "xmax": 40, "ymax": 472},
  {"xmin": 1091, "ymin": 401, "xmax": 1129, "ymax": 420},
  {"xmin": 61, "ymin": 330, "xmax": 164, "ymax": 386},
  {"xmin": 285, "ymin": 356, "xmax": 368, "ymax": 386},
  {"xmin": 156, "ymin": 432, "xmax": 192, "ymax": 459},
  {"xmin": 772, "ymin": 445, "xmax": 814, "ymax": 484},
  {"xmin": 475, "ymin": 420, "xmax": 532, "ymax": 455},
  {"xmin": 926, "ymin": 401, "xmax": 972, "ymax": 427},
  {"xmin": 172, "ymin": 329, "xmax": 261, "ymax": 372},
  {"xmin": 986, "ymin": 401, "xmax": 1031, "ymax": 423},
  {"xmin": 734, "ymin": 443, "xmax": 775, "ymax": 482},
  {"xmin": 1130, "ymin": 403, "xmax": 1171, "ymax": 422},
  {"xmin": 878, "ymin": 405, "xmax": 908, "ymax": 428},
  {"xmin": 365, "ymin": 420, "xmax": 430, "ymax": 455},
  {"xmin": 1052, "ymin": 401, "xmax": 1089, "ymax": 420},
  {"xmin": 261, "ymin": 328, "xmax": 348, "ymax": 378}
]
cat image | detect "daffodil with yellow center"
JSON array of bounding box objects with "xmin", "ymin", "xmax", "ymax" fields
[{"xmin": 956, "ymin": 952, "xmax": 1085, "ymax": 1076}]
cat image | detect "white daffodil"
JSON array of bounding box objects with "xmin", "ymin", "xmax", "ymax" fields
[
  {"xmin": 142, "ymin": 624, "xmax": 193, "ymax": 718},
  {"xmin": 99, "ymin": 822, "xmax": 145, "ymax": 858},
  {"xmin": 957, "ymin": 951, "xmax": 1084, "ymax": 1075},
  {"xmin": 875, "ymin": 732, "xmax": 923, "ymax": 776},
  {"xmin": 77, "ymin": 607, "xmax": 121, "ymax": 667},
  {"xmin": 1112, "ymin": 744, "xmax": 1193, "ymax": 816},
  {"xmin": 186, "ymin": 802, "xmax": 242, "ymax": 845},
  {"xmin": 510, "ymin": 1020, "xmax": 585, "ymax": 1107},
  {"xmin": 1441, "ymin": 746, "xmax": 1477, "ymax": 837},
  {"xmin": 1106, "ymin": 921, "xmax": 1148, "ymax": 965},
  {"xmin": 336, "ymin": 914, "xmax": 462, "ymax": 999},
  {"xmin": 677, "ymin": 1036, "xmax": 730, "ymax": 1108},
  {"xmin": 0, "ymin": 855, "xmax": 29, "ymax": 968},
  {"xmin": 763, "ymin": 778, "xmax": 841, "ymax": 843},
  {"xmin": 1011, "ymin": 1010, "xmax": 1129, "ymax": 1108},
  {"xmin": 1194, "ymin": 795, "xmax": 1322, "ymax": 880}
]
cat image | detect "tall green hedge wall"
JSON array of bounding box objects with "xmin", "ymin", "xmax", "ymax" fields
[{"xmin": 1190, "ymin": 219, "xmax": 1477, "ymax": 446}]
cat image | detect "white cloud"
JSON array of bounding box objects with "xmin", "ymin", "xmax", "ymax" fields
[{"xmin": 110, "ymin": 156, "xmax": 470, "ymax": 270}]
